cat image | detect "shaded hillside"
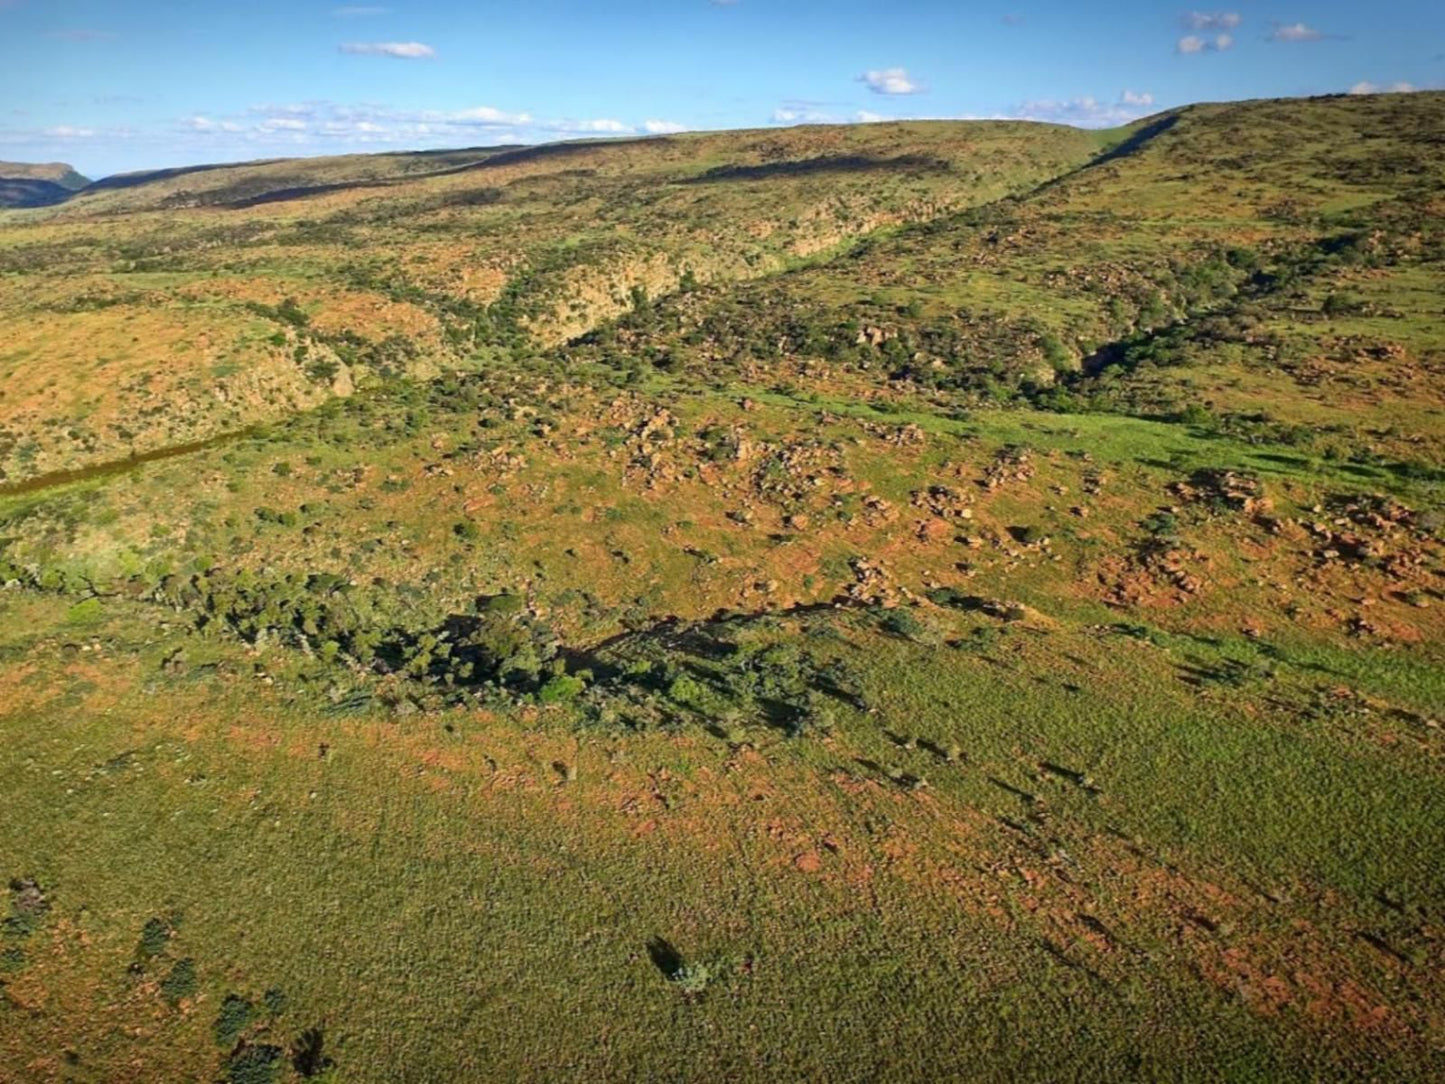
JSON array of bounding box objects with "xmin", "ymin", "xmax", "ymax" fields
[
  {"xmin": 67, "ymin": 144, "xmax": 524, "ymax": 213},
  {"xmin": 0, "ymin": 161, "xmax": 90, "ymax": 208}
]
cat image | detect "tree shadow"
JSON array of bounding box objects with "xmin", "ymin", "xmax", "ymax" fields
[
  {"xmin": 680, "ymin": 155, "xmax": 950, "ymax": 185},
  {"xmin": 290, "ymin": 1028, "xmax": 335, "ymax": 1079},
  {"xmin": 646, "ymin": 937, "xmax": 683, "ymax": 979}
]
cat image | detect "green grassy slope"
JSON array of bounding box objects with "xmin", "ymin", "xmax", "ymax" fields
[
  {"xmin": 0, "ymin": 119, "xmax": 1103, "ymax": 485},
  {"xmin": 589, "ymin": 93, "xmax": 1444, "ymax": 467}
]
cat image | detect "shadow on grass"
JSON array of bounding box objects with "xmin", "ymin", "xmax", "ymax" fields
[
  {"xmin": 646, "ymin": 937, "xmax": 683, "ymax": 979},
  {"xmin": 680, "ymin": 154, "xmax": 951, "ymax": 185}
]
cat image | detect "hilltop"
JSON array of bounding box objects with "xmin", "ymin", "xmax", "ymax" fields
[
  {"xmin": 1, "ymin": 92, "xmax": 1443, "ymax": 1083},
  {"xmin": 0, "ymin": 161, "xmax": 91, "ymax": 209}
]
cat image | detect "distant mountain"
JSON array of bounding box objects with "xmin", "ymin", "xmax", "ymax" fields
[{"xmin": 0, "ymin": 161, "xmax": 92, "ymax": 208}]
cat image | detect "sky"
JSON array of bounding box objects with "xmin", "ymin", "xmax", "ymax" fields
[{"xmin": 1, "ymin": 1, "xmax": 1442, "ymax": 178}]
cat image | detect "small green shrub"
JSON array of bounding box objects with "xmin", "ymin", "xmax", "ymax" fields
[
  {"xmin": 538, "ymin": 673, "xmax": 587, "ymax": 704},
  {"xmin": 64, "ymin": 597, "xmax": 105, "ymax": 626},
  {"xmin": 1322, "ymin": 291, "xmax": 1365, "ymax": 317},
  {"xmin": 214, "ymin": 993, "xmax": 256, "ymax": 1048},
  {"xmin": 880, "ymin": 608, "xmax": 927, "ymax": 641},
  {"xmin": 1178, "ymin": 403, "xmax": 1216, "ymax": 429},
  {"xmin": 137, "ymin": 917, "xmax": 171, "ymax": 958},
  {"xmin": 670, "ymin": 962, "xmax": 713, "ymax": 996},
  {"xmin": 226, "ymin": 1044, "xmax": 284, "ymax": 1084},
  {"xmin": 160, "ymin": 958, "xmax": 198, "ymax": 1005}
]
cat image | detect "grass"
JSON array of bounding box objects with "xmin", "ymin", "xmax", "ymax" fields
[
  {"xmin": 2, "ymin": 600, "xmax": 1439, "ymax": 1081},
  {"xmin": 1, "ymin": 91, "xmax": 1443, "ymax": 1081}
]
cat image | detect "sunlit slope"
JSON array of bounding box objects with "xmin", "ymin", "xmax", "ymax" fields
[
  {"xmin": 584, "ymin": 92, "xmax": 1444, "ymax": 466},
  {"xmin": 0, "ymin": 120, "xmax": 1104, "ymax": 484}
]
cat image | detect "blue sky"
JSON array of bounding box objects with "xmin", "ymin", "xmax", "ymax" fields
[{"xmin": 2, "ymin": 1, "xmax": 1441, "ymax": 178}]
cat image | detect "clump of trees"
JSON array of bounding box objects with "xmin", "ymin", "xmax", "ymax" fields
[{"xmin": 156, "ymin": 571, "xmax": 570, "ymax": 695}]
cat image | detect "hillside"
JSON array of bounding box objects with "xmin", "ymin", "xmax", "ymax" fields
[
  {"xmin": 0, "ymin": 161, "xmax": 90, "ymax": 209},
  {"xmin": 1, "ymin": 93, "xmax": 1443, "ymax": 1083},
  {"xmin": 0, "ymin": 119, "xmax": 1106, "ymax": 483}
]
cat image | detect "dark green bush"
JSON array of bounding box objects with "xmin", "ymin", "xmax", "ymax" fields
[
  {"xmin": 137, "ymin": 916, "xmax": 171, "ymax": 958},
  {"xmin": 160, "ymin": 958, "xmax": 198, "ymax": 1005},
  {"xmin": 226, "ymin": 1044, "xmax": 283, "ymax": 1084},
  {"xmin": 213, "ymin": 993, "xmax": 255, "ymax": 1048}
]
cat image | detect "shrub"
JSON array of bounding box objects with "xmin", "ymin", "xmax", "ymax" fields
[
  {"xmin": 227, "ymin": 1044, "xmax": 284, "ymax": 1084},
  {"xmin": 1039, "ymin": 332, "xmax": 1073, "ymax": 371},
  {"xmin": 481, "ymin": 592, "xmax": 525, "ymax": 616},
  {"xmin": 160, "ymin": 958, "xmax": 198, "ymax": 1005},
  {"xmin": 306, "ymin": 359, "xmax": 341, "ymax": 384},
  {"xmin": 214, "ymin": 993, "xmax": 256, "ymax": 1048},
  {"xmin": 1178, "ymin": 403, "xmax": 1216, "ymax": 429},
  {"xmin": 880, "ymin": 608, "xmax": 927, "ymax": 641},
  {"xmin": 1322, "ymin": 291, "xmax": 1365, "ymax": 317},
  {"xmin": 137, "ymin": 917, "xmax": 171, "ymax": 958},
  {"xmin": 538, "ymin": 672, "xmax": 587, "ymax": 704},
  {"xmin": 671, "ymin": 962, "xmax": 713, "ymax": 995},
  {"xmin": 64, "ymin": 597, "xmax": 105, "ymax": 626}
]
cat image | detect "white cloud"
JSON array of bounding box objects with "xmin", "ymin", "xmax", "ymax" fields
[
  {"xmin": 10, "ymin": 98, "xmax": 700, "ymax": 169},
  {"xmin": 545, "ymin": 118, "xmax": 632, "ymax": 134},
  {"xmin": 771, "ymin": 94, "xmax": 1157, "ymax": 131},
  {"xmin": 339, "ymin": 41, "xmax": 435, "ymax": 59},
  {"xmin": 0, "ymin": 122, "xmax": 139, "ymax": 149},
  {"xmin": 1181, "ymin": 11, "xmax": 1241, "ymax": 31},
  {"xmin": 1269, "ymin": 22, "xmax": 1324, "ymax": 43},
  {"xmin": 249, "ymin": 102, "xmax": 321, "ymax": 119},
  {"xmin": 858, "ymin": 67, "xmax": 923, "ymax": 95},
  {"xmin": 1012, "ymin": 91, "xmax": 1158, "ymax": 128},
  {"xmin": 771, "ymin": 105, "xmax": 838, "ymax": 125},
  {"xmin": 452, "ymin": 106, "xmax": 533, "ymax": 126},
  {"xmin": 1348, "ymin": 80, "xmax": 1417, "ymax": 95},
  {"xmin": 184, "ymin": 115, "xmax": 243, "ymax": 133},
  {"xmin": 1177, "ymin": 32, "xmax": 1233, "ymax": 53},
  {"xmin": 773, "ymin": 102, "xmax": 1008, "ymax": 128}
]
